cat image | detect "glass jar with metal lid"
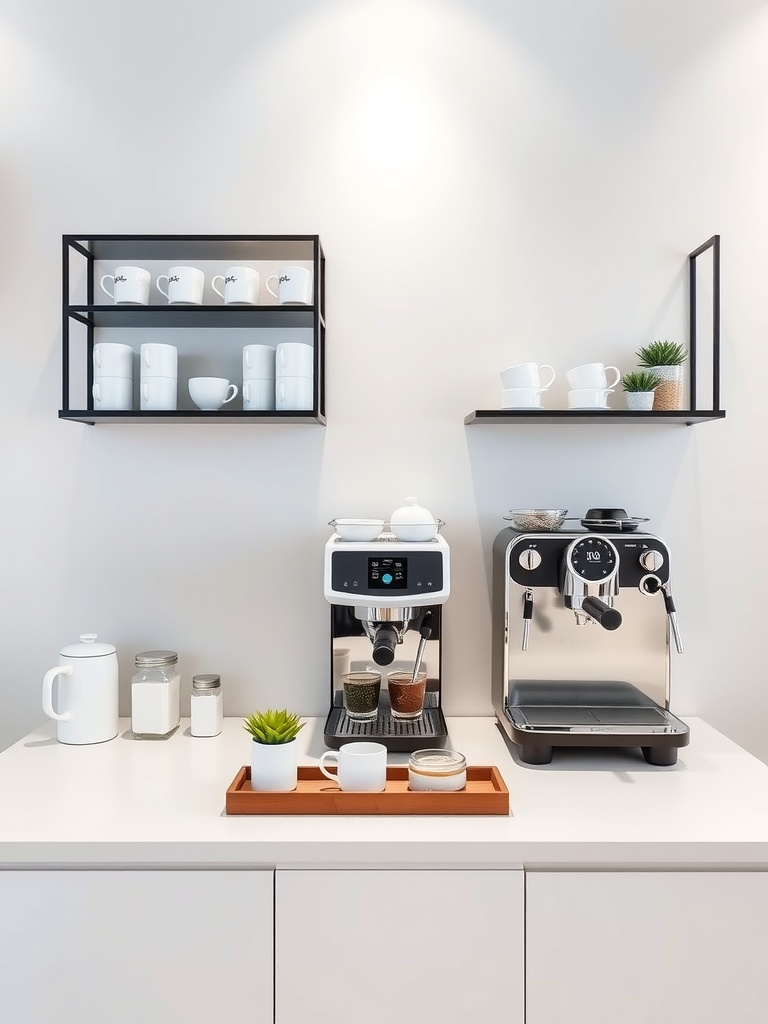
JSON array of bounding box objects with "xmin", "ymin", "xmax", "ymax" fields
[
  {"xmin": 408, "ymin": 749, "xmax": 467, "ymax": 792},
  {"xmin": 131, "ymin": 650, "xmax": 180, "ymax": 740},
  {"xmin": 190, "ymin": 674, "xmax": 223, "ymax": 738}
]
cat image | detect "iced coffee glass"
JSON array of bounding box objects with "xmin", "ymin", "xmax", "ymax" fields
[
  {"xmin": 387, "ymin": 671, "xmax": 427, "ymax": 720},
  {"xmin": 342, "ymin": 671, "xmax": 381, "ymax": 720}
]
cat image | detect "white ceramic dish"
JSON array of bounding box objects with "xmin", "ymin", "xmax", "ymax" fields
[{"xmin": 329, "ymin": 519, "xmax": 385, "ymax": 542}]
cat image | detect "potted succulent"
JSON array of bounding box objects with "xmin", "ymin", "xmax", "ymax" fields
[
  {"xmin": 635, "ymin": 339, "xmax": 687, "ymax": 411},
  {"xmin": 243, "ymin": 708, "xmax": 305, "ymax": 792},
  {"xmin": 620, "ymin": 370, "xmax": 661, "ymax": 412}
]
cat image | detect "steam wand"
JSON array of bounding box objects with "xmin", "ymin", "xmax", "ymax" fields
[
  {"xmin": 412, "ymin": 622, "xmax": 433, "ymax": 682},
  {"xmin": 642, "ymin": 576, "xmax": 684, "ymax": 654}
]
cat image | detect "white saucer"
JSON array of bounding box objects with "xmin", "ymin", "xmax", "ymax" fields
[
  {"xmin": 501, "ymin": 406, "xmax": 544, "ymax": 411},
  {"xmin": 568, "ymin": 406, "xmax": 610, "ymax": 411}
]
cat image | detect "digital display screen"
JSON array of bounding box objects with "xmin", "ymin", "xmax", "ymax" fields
[{"xmin": 368, "ymin": 556, "xmax": 407, "ymax": 590}]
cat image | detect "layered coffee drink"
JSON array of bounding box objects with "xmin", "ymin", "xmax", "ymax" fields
[{"xmin": 387, "ymin": 671, "xmax": 427, "ymax": 720}]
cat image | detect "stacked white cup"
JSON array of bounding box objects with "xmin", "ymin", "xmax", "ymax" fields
[
  {"xmin": 566, "ymin": 363, "xmax": 620, "ymax": 409},
  {"xmin": 140, "ymin": 343, "xmax": 178, "ymax": 411},
  {"xmin": 92, "ymin": 343, "xmax": 134, "ymax": 410},
  {"xmin": 242, "ymin": 345, "xmax": 276, "ymax": 411},
  {"xmin": 275, "ymin": 343, "xmax": 314, "ymax": 411},
  {"xmin": 500, "ymin": 363, "xmax": 556, "ymax": 409}
]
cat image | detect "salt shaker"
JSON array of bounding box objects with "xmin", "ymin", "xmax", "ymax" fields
[
  {"xmin": 131, "ymin": 650, "xmax": 180, "ymax": 740},
  {"xmin": 190, "ymin": 674, "xmax": 223, "ymax": 737}
]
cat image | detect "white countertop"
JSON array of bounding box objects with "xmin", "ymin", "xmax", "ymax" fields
[{"xmin": 2, "ymin": 717, "xmax": 768, "ymax": 868}]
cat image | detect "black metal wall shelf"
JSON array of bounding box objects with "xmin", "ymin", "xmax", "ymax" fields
[
  {"xmin": 61, "ymin": 233, "xmax": 326, "ymax": 424},
  {"xmin": 465, "ymin": 410, "xmax": 725, "ymax": 426},
  {"xmin": 59, "ymin": 410, "xmax": 326, "ymax": 425},
  {"xmin": 466, "ymin": 235, "xmax": 724, "ymax": 429}
]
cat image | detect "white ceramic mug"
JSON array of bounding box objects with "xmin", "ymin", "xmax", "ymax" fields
[
  {"xmin": 42, "ymin": 634, "xmax": 119, "ymax": 745},
  {"xmin": 266, "ymin": 266, "xmax": 313, "ymax": 305},
  {"xmin": 319, "ymin": 741, "xmax": 387, "ymax": 792},
  {"xmin": 99, "ymin": 266, "xmax": 150, "ymax": 305},
  {"xmin": 502, "ymin": 387, "xmax": 545, "ymax": 409},
  {"xmin": 156, "ymin": 266, "xmax": 205, "ymax": 305},
  {"xmin": 141, "ymin": 376, "xmax": 177, "ymax": 411},
  {"xmin": 243, "ymin": 379, "xmax": 276, "ymax": 411},
  {"xmin": 140, "ymin": 343, "xmax": 178, "ymax": 378},
  {"xmin": 188, "ymin": 376, "xmax": 238, "ymax": 411},
  {"xmin": 212, "ymin": 266, "xmax": 260, "ymax": 305},
  {"xmin": 243, "ymin": 344, "xmax": 276, "ymax": 380},
  {"xmin": 94, "ymin": 342, "xmax": 133, "ymax": 379},
  {"xmin": 93, "ymin": 376, "xmax": 133, "ymax": 411},
  {"xmin": 500, "ymin": 362, "xmax": 556, "ymax": 390},
  {"xmin": 276, "ymin": 342, "xmax": 313, "ymax": 377},
  {"xmin": 276, "ymin": 376, "xmax": 313, "ymax": 411},
  {"xmin": 566, "ymin": 363, "xmax": 621, "ymax": 390},
  {"xmin": 567, "ymin": 387, "xmax": 615, "ymax": 409}
]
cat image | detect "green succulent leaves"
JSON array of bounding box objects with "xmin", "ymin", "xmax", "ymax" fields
[
  {"xmin": 243, "ymin": 709, "xmax": 305, "ymax": 744},
  {"xmin": 635, "ymin": 339, "xmax": 687, "ymax": 367},
  {"xmin": 621, "ymin": 370, "xmax": 662, "ymax": 392}
]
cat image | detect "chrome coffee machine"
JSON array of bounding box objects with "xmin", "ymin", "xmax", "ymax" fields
[
  {"xmin": 492, "ymin": 522, "xmax": 688, "ymax": 765},
  {"xmin": 323, "ymin": 532, "xmax": 450, "ymax": 752}
]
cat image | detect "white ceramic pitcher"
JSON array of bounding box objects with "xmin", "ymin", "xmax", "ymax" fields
[{"xmin": 42, "ymin": 634, "xmax": 119, "ymax": 744}]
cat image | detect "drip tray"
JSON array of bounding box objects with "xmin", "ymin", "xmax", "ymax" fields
[
  {"xmin": 324, "ymin": 706, "xmax": 448, "ymax": 753},
  {"xmin": 508, "ymin": 704, "xmax": 687, "ymax": 735}
]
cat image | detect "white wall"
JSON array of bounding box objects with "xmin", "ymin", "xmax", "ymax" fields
[{"xmin": 2, "ymin": 0, "xmax": 767, "ymax": 759}]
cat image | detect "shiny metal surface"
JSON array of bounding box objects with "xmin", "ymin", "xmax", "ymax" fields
[
  {"xmin": 354, "ymin": 606, "xmax": 416, "ymax": 623},
  {"xmin": 640, "ymin": 549, "xmax": 665, "ymax": 571}
]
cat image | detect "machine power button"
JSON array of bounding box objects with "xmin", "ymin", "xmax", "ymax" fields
[{"xmin": 518, "ymin": 548, "xmax": 542, "ymax": 570}]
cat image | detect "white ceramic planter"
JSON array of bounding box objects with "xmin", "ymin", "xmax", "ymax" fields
[
  {"xmin": 250, "ymin": 738, "xmax": 298, "ymax": 792},
  {"xmin": 625, "ymin": 391, "xmax": 655, "ymax": 411}
]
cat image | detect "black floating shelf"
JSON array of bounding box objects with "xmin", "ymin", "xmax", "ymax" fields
[
  {"xmin": 465, "ymin": 410, "xmax": 726, "ymax": 426},
  {"xmin": 59, "ymin": 410, "xmax": 326, "ymax": 425},
  {"xmin": 67, "ymin": 305, "xmax": 318, "ymax": 329}
]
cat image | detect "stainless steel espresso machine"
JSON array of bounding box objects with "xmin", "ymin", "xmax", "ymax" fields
[
  {"xmin": 492, "ymin": 524, "xmax": 689, "ymax": 765},
  {"xmin": 323, "ymin": 532, "xmax": 451, "ymax": 751}
]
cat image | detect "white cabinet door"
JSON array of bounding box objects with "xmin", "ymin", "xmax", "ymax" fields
[
  {"xmin": 276, "ymin": 868, "xmax": 524, "ymax": 1024},
  {"xmin": 0, "ymin": 870, "xmax": 273, "ymax": 1024},
  {"xmin": 527, "ymin": 871, "xmax": 768, "ymax": 1024}
]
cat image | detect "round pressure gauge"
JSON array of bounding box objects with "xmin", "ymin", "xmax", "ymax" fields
[{"xmin": 566, "ymin": 536, "xmax": 619, "ymax": 583}]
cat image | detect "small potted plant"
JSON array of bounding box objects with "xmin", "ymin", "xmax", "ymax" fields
[
  {"xmin": 620, "ymin": 370, "xmax": 661, "ymax": 412},
  {"xmin": 243, "ymin": 708, "xmax": 305, "ymax": 793},
  {"xmin": 635, "ymin": 339, "xmax": 687, "ymax": 411}
]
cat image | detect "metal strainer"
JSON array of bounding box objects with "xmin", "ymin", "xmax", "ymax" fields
[{"xmin": 503, "ymin": 509, "xmax": 568, "ymax": 531}]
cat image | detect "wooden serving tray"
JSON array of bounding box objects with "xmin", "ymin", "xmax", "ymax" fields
[{"xmin": 225, "ymin": 765, "xmax": 509, "ymax": 816}]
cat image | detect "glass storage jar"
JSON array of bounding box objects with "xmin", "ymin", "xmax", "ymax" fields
[
  {"xmin": 131, "ymin": 650, "xmax": 180, "ymax": 739},
  {"xmin": 190, "ymin": 674, "xmax": 223, "ymax": 737},
  {"xmin": 408, "ymin": 749, "xmax": 467, "ymax": 791}
]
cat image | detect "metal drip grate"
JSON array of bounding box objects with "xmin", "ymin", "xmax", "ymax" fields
[{"xmin": 324, "ymin": 694, "xmax": 447, "ymax": 752}]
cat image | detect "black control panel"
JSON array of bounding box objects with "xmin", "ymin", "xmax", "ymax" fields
[
  {"xmin": 331, "ymin": 550, "xmax": 443, "ymax": 598},
  {"xmin": 567, "ymin": 536, "xmax": 618, "ymax": 583},
  {"xmin": 508, "ymin": 531, "xmax": 671, "ymax": 589}
]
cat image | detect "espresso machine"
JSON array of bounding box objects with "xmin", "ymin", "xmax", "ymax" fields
[
  {"xmin": 323, "ymin": 531, "xmax": 450, "ymax": 751},
  {"xmin": 492, "ymin": 523, "xmax": 688, "ymax": 765}
]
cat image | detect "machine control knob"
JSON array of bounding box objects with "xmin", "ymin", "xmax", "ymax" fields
[
  {"xmin": 639, "ymin": 549, "xmax": 664, "ymax": 572},
  {"xmin": 518, "ymin": 548, "xmax": 542, "ymax": 570}
]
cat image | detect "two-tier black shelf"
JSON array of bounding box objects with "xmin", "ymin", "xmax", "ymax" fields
[
  {"xmin": 60, "ymin": 234, "xmax": 326, "ymax": 424},
  {"xmin": 465, "ymin": 235, "xmax": 725, "ymax": 427}
]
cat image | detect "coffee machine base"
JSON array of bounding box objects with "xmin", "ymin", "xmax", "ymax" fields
[
  {"xmin": 500, "ymin": 681, "xmax": 690, "ymax": 766},
  {"xmin": 323, "ymin": 693, "xmax": 448, "ymax": 753}
]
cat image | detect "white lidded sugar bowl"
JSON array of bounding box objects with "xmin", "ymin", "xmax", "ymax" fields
[
  {"xmin": 389, "ymin": 496, "xmax": 438, "ymax": 542},
  {"xmin": 42, "ymin": 633, "xmax": 119, "ymax": 744}
]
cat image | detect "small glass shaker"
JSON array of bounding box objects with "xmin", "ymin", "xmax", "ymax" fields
[{"xmin": 190, "ymin": 674, "xmax": 223, "ymax": 737}]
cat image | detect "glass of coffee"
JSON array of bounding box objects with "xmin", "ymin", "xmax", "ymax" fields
[
  {"xmin": 342, "ymin": 671, "xmax": 381, "ymax": 720},
  {"xmin": 387, "ymin": 671, "xmax": 427, "ymax": 720}
]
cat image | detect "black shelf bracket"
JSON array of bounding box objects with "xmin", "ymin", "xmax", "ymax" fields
[{"xmin": 689, "ymin": 234, "xmax": 721, "ymax": 413}]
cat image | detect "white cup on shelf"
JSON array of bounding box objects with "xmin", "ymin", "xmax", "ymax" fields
[
  {"xmin": 566, "ymin": 363, "xmax": 621, "ymax": 390},
  {"xmin": 140, "ymin": 376, "xmax": 177, "ymax": 411},
  {"xmin": 93, "ymin": 377, "xmax": 132, "ymax": 411},
  {"xmin": 243, "ymin": 379, "xmax": 276, "ymax": 411},
  {"xmin": 243, "ymin": 345, "xmax": 276, "ymax": 380},
  {"xmin": 567, "ymin": 387, "xmax": 614, "ymax": 409},
  {"xmin": 276, "ymin": 376, "xmax": 313, "ymax": 411},
  {"xmin": 501, "ymin": 387, "xmax": 545, "ymax": 409},
  {"xmin": 94, "ymin": 343, "xmax": 133, "ymax": 379},
  {"xmin": 266, "ymin": 266, "xmax": 312, "ymax": 305},
  {"xmin": 140, "ymin": 343, "xmax": 178, "ymax": 378},
  {"xmin": 500, "ymin": 363, "xmax": 556, "ymax": 390},
  {"xmin": 276, "ymin": 342, "xmax": 313, "ymax": 377},
  {"xmin": 212, "ymin": 267, "xmax": 260, "ymax": 305},
  {"xmin": 156, "ymin": 266, "xmax": 205, "ymax": 305},
  {"xmin": 188, "ymin": 377, "xmax": 238, "ymax": 411},
  {"xmin": 99, "ymin": 266, "xmax": 150, "ymax": 305}
]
